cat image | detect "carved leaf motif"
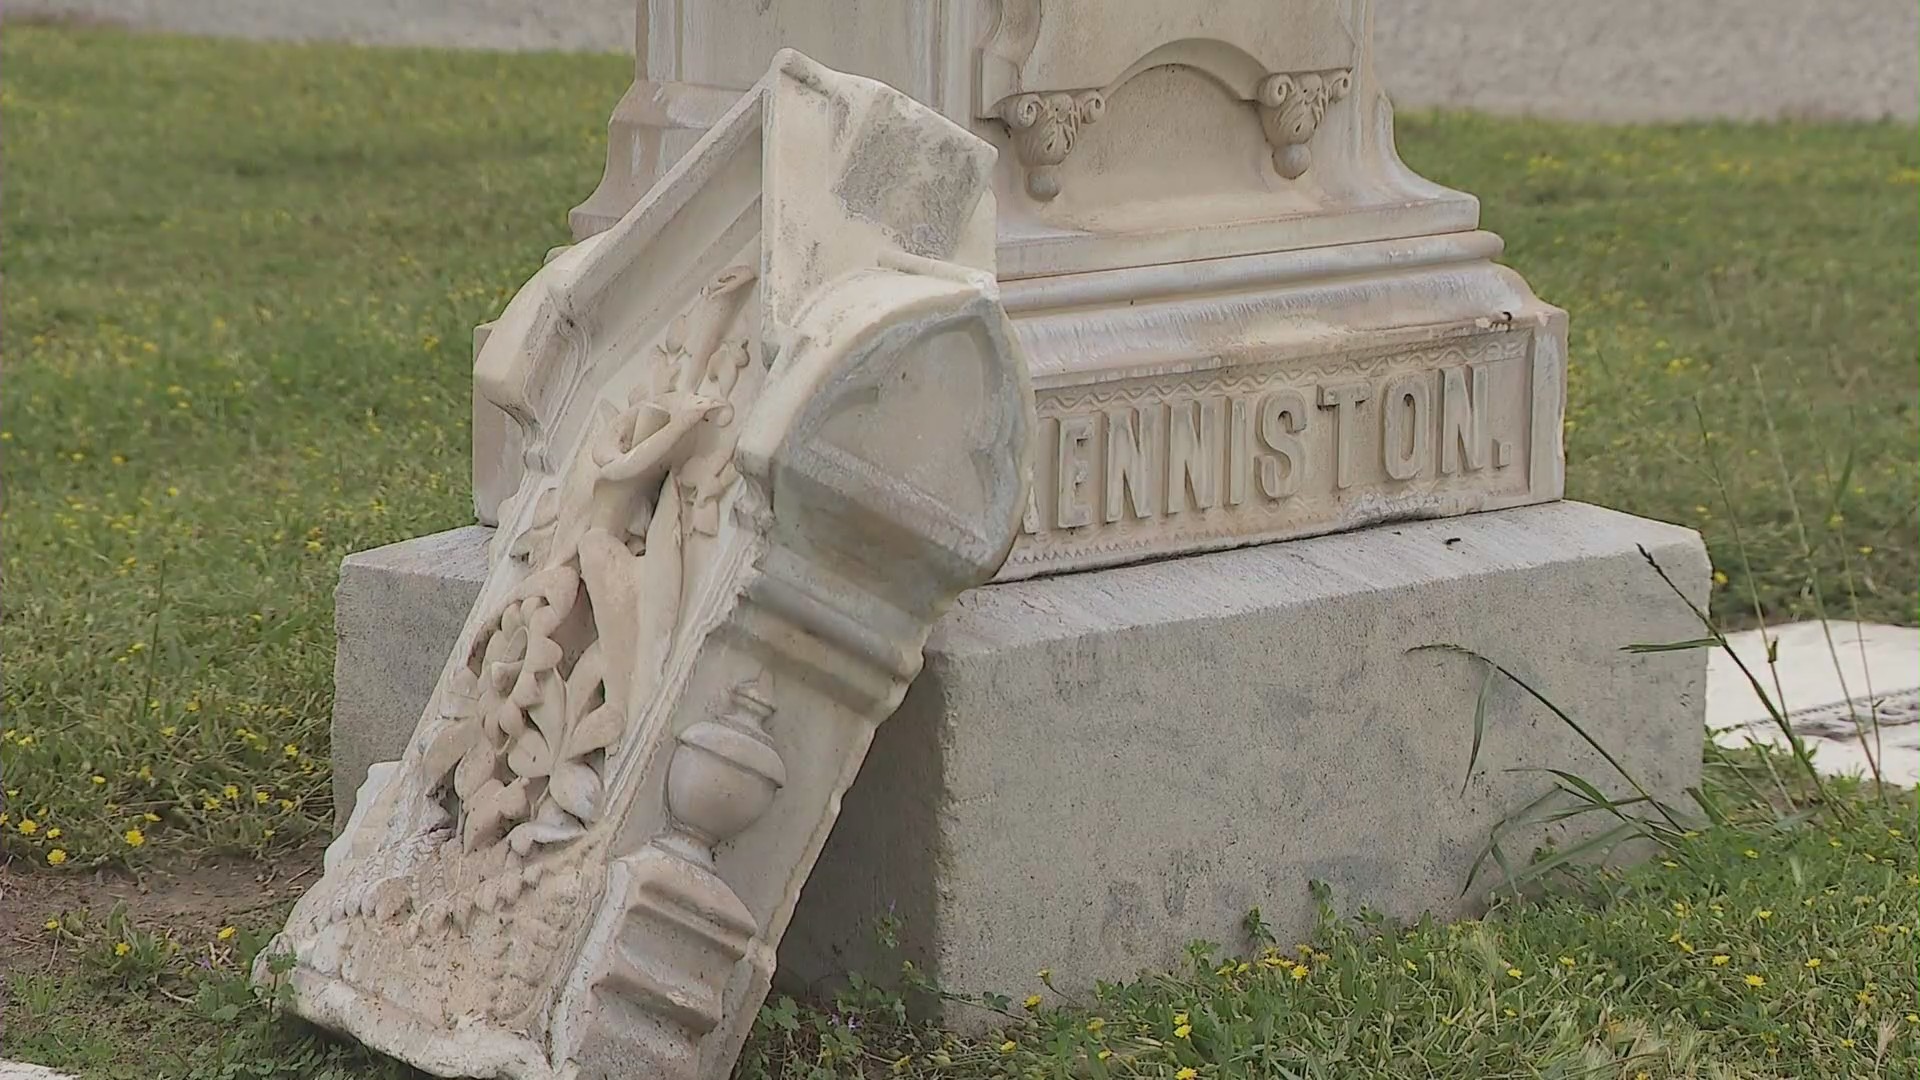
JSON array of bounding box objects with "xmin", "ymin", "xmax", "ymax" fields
[
  {"xmin": 523, "ymin": 630, "xmax": 565, "ymax": 679},
  {"xmin": 422, "ymin": 716, "xmax": 479, "ymax": 785},
  {"xmin": 488, "ymin": 694, "xmax": 526, "ymax": 741},
  {"xmin": 463, "ymin": 776, "xmax": 531, "ymax": 851},
  {"xmin": 549, "ymin": 761, "xmax": 601, "ymax": 823},
  {"xmin": 527, "ymin": 669, "xmax": 568, "ymax": 760},
  {"xmin": 569, "ymin": 703, "xmax": 623, "ymax": 759},
  {"xmin": 486, "ymin": 625, "xmax": 529, "ymax": 694},
  {"xmin": 506, "ymin": 799, "xmax": 586, "ymax": 856},
  {"xmin": 507, "ymin": 728, "xmax": 553, "ymax": 779},
  {"xmin": 564, "ymin": 643, "xmax": 606, "ymax": 723},
  {"xmin": 453, "ymin": 740, "xmax": 498, "ymax": 802},
  {"xmin": 511, "ymin": 489, "xmax": 560, "ymax": 561}
]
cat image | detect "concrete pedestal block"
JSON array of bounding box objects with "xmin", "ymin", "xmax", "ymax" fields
[
  {"xmin": 329, "ymin": 526, "xmax": 490, "ymax": 827},
  {"xmin": 329, "ymin": 502, "xmax": 1708, "ymax": 1004}
]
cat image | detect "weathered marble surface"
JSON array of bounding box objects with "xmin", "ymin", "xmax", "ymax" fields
[
  {"xmin": 324, "ymin": 503, "xmax": 1712, "ymax": 1014},
  {"xmin": 485, "ymin": 0, "xmax": 1569, "ymax": 581},
  {"xmin": 262, "ymin": 52, "xmax": 1033, "ymax": 1080}
]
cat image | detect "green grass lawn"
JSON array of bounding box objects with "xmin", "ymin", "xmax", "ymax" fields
[
  {"xmin": 7, "ymin": 25, "xmax": 1914, "ymax": 867},
  {"xmin": 7, "ymin": 762, "xmax": 1914, "ymax": 1078},
  {"xmin": 0, "ymin": 25, "xmax": 1916, "ymax": 1078}
]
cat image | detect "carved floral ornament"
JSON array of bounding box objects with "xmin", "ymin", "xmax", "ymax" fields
[
  {"xmin": 259, "ymin": 50, "xmax": 1036, "ymax": 1080},
  {"xmin": 990, "ymin": 66, "xmax": 1353, "ymax": 200},
  {"xmin": 1257, "ymin": 68, "xmax": 1353, "ymax": 179}
]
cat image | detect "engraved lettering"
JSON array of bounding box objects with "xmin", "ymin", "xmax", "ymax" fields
[
  {"xmin": 1318, "ymin": 382, "xmax": 1369, "ymax": 491},
  {"xmin": 1382, "ymin": 374, "xmax": 1431, "ymax": 481},
  {"xmin": 1226, "ymin": 397, "xmax": 1252, "ymax": 506},
  {"xmin": 1440, "ymin": 363, "xmax": 1491, "ymax": 475},
  {"xmin": 1055, "ymin": 414, "xmax": 1095, "ymax": 528},
  {"xmin": 1104, "ymin": 404, "xmax": 1161, "ymax": 522},
  {"xmin": 1167, "ymin": 398, "xmax": 1221, "ymax": 513},
  {"xmin": 1256, "ymin": 388, "xmax": 1309, "ymax": 499}
]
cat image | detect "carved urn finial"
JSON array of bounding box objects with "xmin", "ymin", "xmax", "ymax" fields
[{"xmin": 664, "ymin": 680, "xmax": 787, "ymax": 853}]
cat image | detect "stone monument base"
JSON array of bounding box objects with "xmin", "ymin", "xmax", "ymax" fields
[{"xmin": 330, "ymin": 502, "xmax": 1707, "ymax": 1011}]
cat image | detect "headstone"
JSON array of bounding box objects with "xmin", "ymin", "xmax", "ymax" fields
[
  {"xmin": 265, "ymin": 52, "xmax": 1034, "ymax": 1079},
  {"xmin": 327, "ymin": 0, "xmax": 1711, "ymax": 1038},
  {"xmin": 494, "ymin": 0, "xmax": 1568, "ymax": 580}
]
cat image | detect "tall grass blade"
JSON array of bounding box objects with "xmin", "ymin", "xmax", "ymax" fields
[
  {"xmin": 1622, "ymin": 638, "xmax": 1719, "ymax": 654},
  {"xmin": 1635, "ymin": 546, "xmax": 1846, "ymax": 822},
  {"xmin": 1462, "ymin": 666, "xmax": 1494, "ymax": 796},
  {"xmin": 1411, "ymin": 643, "xmax": 1686, "ymax": 833}
]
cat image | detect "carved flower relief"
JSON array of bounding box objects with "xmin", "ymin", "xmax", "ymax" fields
[
  {"xmin": 998, "ymin": 90, "xmax": 1106, "ymax": 202},
  {"xmin": 1257, "ymin": 69, "xmax": 1353, "ymax": 180},
  {"xmin": 422, "ymin": 564, "xmax": 626, "ymax": 864}
]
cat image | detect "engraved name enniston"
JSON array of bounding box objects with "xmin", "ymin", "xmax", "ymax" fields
[{"xmin": 1003, "ymin": 332, "xmax": 1541, "ymax": 575}]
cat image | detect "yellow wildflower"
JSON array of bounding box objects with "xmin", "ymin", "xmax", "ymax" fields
[
  {"xmin": 1755, "ymin": 910, "xmax": 1773, "ymax": 920},
  {"xmin": 1176, "ymin": 1070, "xmax": 1198, "ymax": 1080},
  {"xmin": 1804, "ymin": 958, "xmax": 1821, "ymax": 969},
  {"xmin": 45, "ymin": 827, "xmax": 61, "ymax": 839},
  {"xmin": 1174, "ymin": 1024, "xmax": 1193, "ymax": 1039},
  {"xmin": 142, "ymin": 812, "xmax": 159, "ymax": 822},
  {"xmin": 223, "ymin": 785, "xmax": 240, "ymax": 800},
  {"xmin": 1085, "ymin": 1017, "xmax": 1105, "ymax": 1034},
  {"xmin": 123, "ymin": 827, "xmax": 145, "ymax": 847},
  {"xmin": 160, "ymin": 726, "xmax": 178, "ymax": 737},
  {"xmin": 44, "ymin": 919, "xmax": 60, "ymax": 931},
  {"xmin": 1172, "ymin": 1012, "xmax": 1189, "ymax": 1026},
  {"xmin": 254, "ymin": 790, "xmax": 271, "ymax": 805},
  {"xmin": 1022, "ymin": 994, "xmax": 1041, "ymax": 1010},
  {"xmin": 1711, "ymin": 955, "xmax": 1730, "ymax": 966},
  {"xmin": 114, "ymin": 941, "xmax": 131, "ymax": 956},
  {"xmin": 1290, "ymin": 965, "xmax": 1308, "ymax": 981},
  {"xmin": 1742, "ymin": 849, "xmax": 1758, "ymax": 859},
  {"xmin": 217, "ymin": 926, "xmax": 237, "ymax": 941},
  {"xmin": 284, "ymin": 744, "xmax": 300, "ymax": 758},
  {"xmin": 1506, "ymin": 967, "xmax": 1523, "ymax": 979},
  {"xmin": 91, "ymin": 775, "xmax": 107, "ymax": 785},
  {"xmin": 1558, "ymin": 956, "xmax": 1575, "ymax": 968},
  {"xmin": 997, "ymin": 1040, "xmax": 1016, "ymax": 1054},
  {"xmin": 1744, "ymin": 974, "xmax": 1765, "ymax": 988},
  {"xmin": 46, "ymin": 849, "xmax": 67, "ymax": 865},
  {"xmin": 17, "ymin": 819, "xmax": 38, "ymax": 835}
]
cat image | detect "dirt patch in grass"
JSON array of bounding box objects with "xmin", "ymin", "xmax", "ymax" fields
[{"xmin": 0, "ymin": 846, "xmax": 321, "ymax": 977}]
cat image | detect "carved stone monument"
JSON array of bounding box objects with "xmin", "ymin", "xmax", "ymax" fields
[
  {"xmin": 266, "ymin": 52, "xmax": 1033, "ymax": 1078},
  {"xmin": 483, "ymin": 0, "xmax": 1566, "ymax": 582},
  {"xmin": 328, "ymin": 0, "xmax": 1710, "ymax": 1037}
]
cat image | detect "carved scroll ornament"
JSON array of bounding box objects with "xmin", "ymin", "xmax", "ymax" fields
[
  {"xmin": 989, "ymin": 63, "xmax": 1352, "ymax": 200},
  {"xmin": 1258, "ymin": 68, "xmax": 1352, "ymax": 179},
  {"xmin": 998, "ymin": 89, "xmax": 1106, "ymax": 201}
]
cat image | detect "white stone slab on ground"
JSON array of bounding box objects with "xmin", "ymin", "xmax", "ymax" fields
[
  {"xmin": 1708, "ymin": 621, "xmax": 1920, "ymax": 786},
  {"xmin": 0, "ymin": 1063, "xmax": 77, "ymax": 1080}
]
